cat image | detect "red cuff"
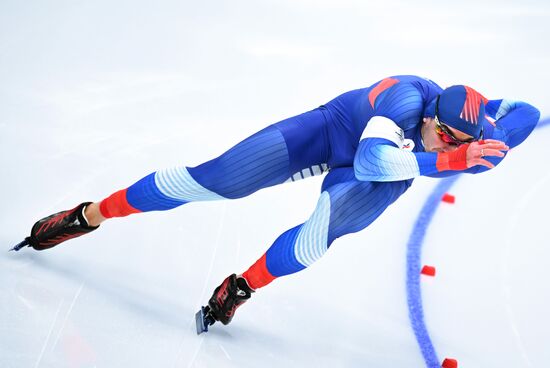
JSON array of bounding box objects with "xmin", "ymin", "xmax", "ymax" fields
[
  {"xmin": 99, "ymin": 189, "xmax": 141, "ymax": 218},
  {"xmin": 436, "ymin": 144, "xmax": 469, "ymax": 172},
  {"xmin": 242, "ymin": 254, "xmax": 276, "ymax": 290}
]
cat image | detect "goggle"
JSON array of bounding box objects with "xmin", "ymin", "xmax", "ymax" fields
[{"xmin": 434, "ymin": 95, "xmax": 482, "ymax": 145}]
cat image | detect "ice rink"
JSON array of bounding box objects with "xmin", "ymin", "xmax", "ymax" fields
[{"xmin": 1, "ymin": 1, "xmax": 549, "ymax": 367}]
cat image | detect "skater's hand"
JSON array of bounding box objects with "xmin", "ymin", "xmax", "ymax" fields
[
  {"xmin": 466, "ymin": 139, "xmax": 509, "ymax": 169},
  {"xmin": 437, "ymin": 139, "xmax": 509, "ymax": 172}
]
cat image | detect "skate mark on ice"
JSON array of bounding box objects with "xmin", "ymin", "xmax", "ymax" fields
[
  {"xmin": 219, "ymin": 344, "xmax": 232, "ymax": 360},
  {"xmin": 499, "ymin": 170, "xmax": 550, "ymax": 367},
  {"xmin": 51, "ymin": 281, "xmax": 85, "ymax": 353},
  {"xmin": 34, "ymin": 298, "xmax": 64, "ymax": 368},
  {"xmin": 500, "ymin": 118, "xmax": 550, "ymax": 367},
  {"xmin": 17, "ymin": 294, "xmax": 35, "ymax": 310},
  {"xmin": 172, "ymin": 202, "xmax": 227, "ymax": 368}
]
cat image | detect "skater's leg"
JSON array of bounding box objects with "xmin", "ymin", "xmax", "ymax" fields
[
  {"xmin": 75, "ymin": 108, "xmax": 332, "ymax": 226},
  {"xmin": 20, "ymin": 109, "xmax": 330, "ymax": 251},
  {"xmin": 97, "ymin": 108, "xmax": 330, "ymax": 220},
  {"xmin": 242, "ymin": 167, "xmax": 412, "ymax": 289},
  {"xmin": 19, "ymin": 108, "xmax": 333, "ymax": 253},
  {"xmin": 86, "ymin": 124, "xmax": 292, "ymax": 223}
]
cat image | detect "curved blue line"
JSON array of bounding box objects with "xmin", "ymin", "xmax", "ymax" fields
[
  {"xmin": 406, "ymin": 176, "xmax": 458, "ymax": 367},
  {"xmin": 407, "ymin": 117, "xmax": 550, "ymax": 367}
]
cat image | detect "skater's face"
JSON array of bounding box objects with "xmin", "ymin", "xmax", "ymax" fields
[
  {"xmin": 434, "ymin": 118, "xmax": 476, "ymax": 145},
  {"xmin": 421, "ymin": 117, "xmax": 474, "ymax": 153}
]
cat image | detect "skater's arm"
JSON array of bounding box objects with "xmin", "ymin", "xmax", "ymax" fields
[
  {"xmin": 425, "ymin": 99, "xmax": 540, "ymax": 177},
  {"xmin": 353, "ymin": 119, "xmax": 507, "ymax": 182},
  {"xmin": 455, "ymin": 99, "xmax": 541, "ymax": 175},
  {"xmin": 353, "ymin": 137, "xmax": 451, "ymax": 181},
  {"xmin": 484, "ymin": 99, "xmax": 540, "ymax": 148},
  {"xmin": 353, "ymin": 80, "xmax": 448, "ymax": 181}
]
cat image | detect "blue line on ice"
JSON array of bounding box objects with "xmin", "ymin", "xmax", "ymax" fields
[{"xmin": 406, "ymin": 117, "xmax": 549, "ymax": 368}]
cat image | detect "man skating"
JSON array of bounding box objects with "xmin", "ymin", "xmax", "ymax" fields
[{"xmin": 12, "ymin": 75, "xmax": 540, "ymax": 332}]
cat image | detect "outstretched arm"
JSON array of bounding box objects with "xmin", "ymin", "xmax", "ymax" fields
[
  {"xmin": 485, "ymin": 99, "xmax": 540, "ymax": 148},
  {"xmin": 460, "ymin": 99, "xmax": 541, "ymax": 175}
]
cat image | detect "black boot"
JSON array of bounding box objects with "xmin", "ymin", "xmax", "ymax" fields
[
  {"xmin": 208, "ymin": 274, "xmax": 254, "ymax": 325},
  {"xmin": 14, "ymin": 202, "xmax": 99, "ymax": 251}
]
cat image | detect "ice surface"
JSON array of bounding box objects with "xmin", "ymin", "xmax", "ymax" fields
[{"xmin": 1, "ymin": 1, "xmax": 549, "ymax": 367}]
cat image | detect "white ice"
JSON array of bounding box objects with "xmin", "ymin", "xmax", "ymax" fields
[{"xmin": 1, "ymin": 1, "xmax": 549, "ymax": 367}]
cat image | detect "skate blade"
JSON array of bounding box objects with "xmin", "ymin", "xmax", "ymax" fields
[
  {"xmin": 9, "ymin": 238, "xmax": 30, "ymax": 252},
  {"xmin": 195, "ymin": 306, "xmax": 215, "ymax": 335}
]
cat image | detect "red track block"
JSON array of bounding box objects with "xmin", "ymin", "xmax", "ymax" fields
[
  {"xmin": 441, "ymin": 193, "xmax": 455, "ymax": 204},
  {"xmin": 421, "ymin": 265, "xmax": 436, "ymax": 277},
  {"xmin": 442, "ymin": 358, "xmax": 458, "ymax": 368}
]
